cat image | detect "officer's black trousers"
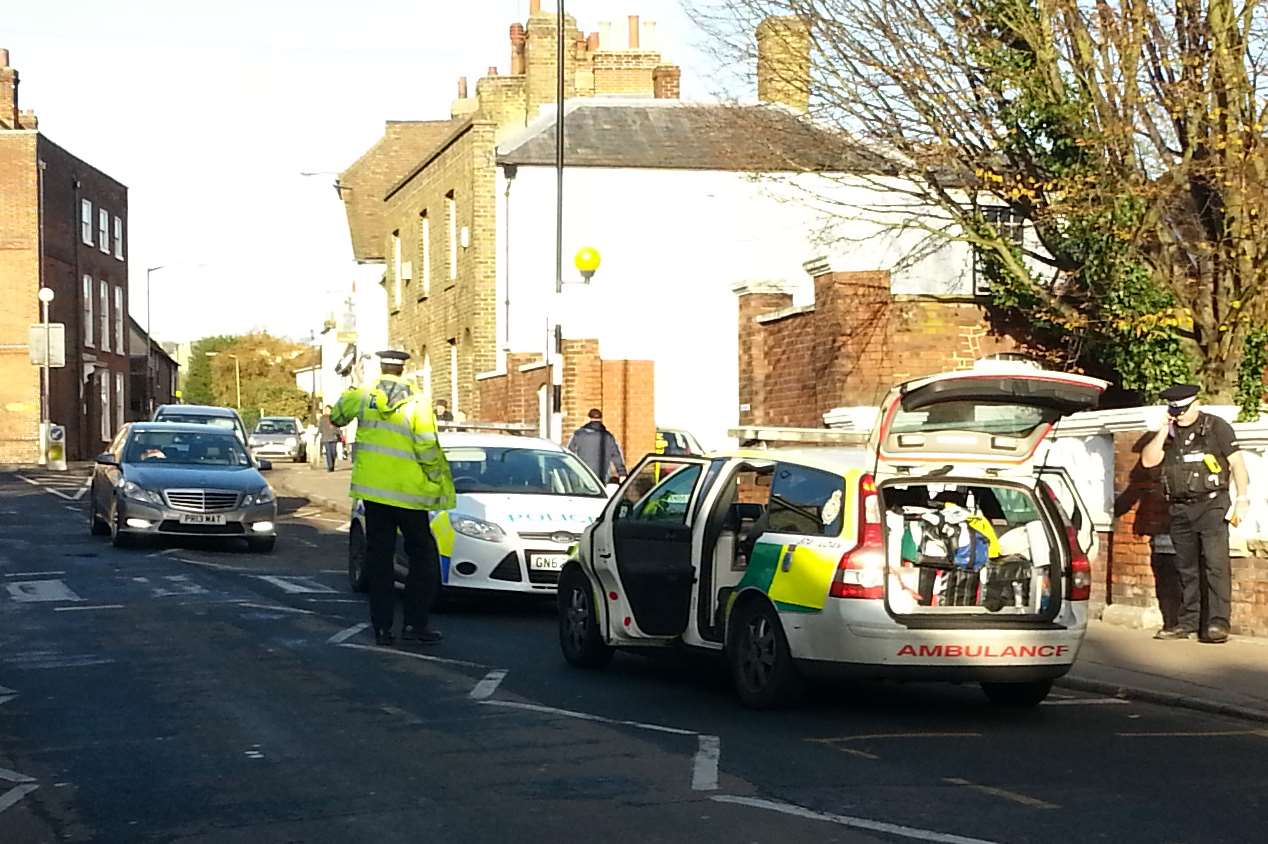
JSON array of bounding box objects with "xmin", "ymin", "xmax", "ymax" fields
[
  {"xmin": 1169, "ymin": 496, "xmax": 1232, "ymax": 630},
  {"xmin": 363, "ymin": 501, "xmax": 441, "ymax": 634}
]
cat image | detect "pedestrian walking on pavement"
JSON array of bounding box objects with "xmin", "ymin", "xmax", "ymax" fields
[
  {"xmin": 1142, "ymin": 384, "xmax": 1251, "ymax": 644},
  {"xmin": 434, "ymin": 399, "xmax": 454, "ymax": 423},
  {"xmin": 331, "ymin": 350, "xmax": 456, "ymax": 647},
  {"xmin": 318, "ymin": 406, "xmax": 341, "ymax": 472},
  {"xmin": 567, "ymin": 408, "xmax": 627, "ymax": 484}
]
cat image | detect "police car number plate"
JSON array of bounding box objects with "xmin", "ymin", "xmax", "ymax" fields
[
  {"xmin": 528, "ymin": 552, "xmax": 568, "ymax": 572},
  {"xmin": 179, "ymin": 513, "xmax": 226, "ymax": 525}
]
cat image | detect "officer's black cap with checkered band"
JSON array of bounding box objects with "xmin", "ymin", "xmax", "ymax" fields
[{"xmin": 376, "ymin": 350, "xmax": 411, "ymax": 363}]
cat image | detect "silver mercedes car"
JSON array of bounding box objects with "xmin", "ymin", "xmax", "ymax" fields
[{"xmin": 89, "ymin": 422, "xmax": 278, "ymax": 552}]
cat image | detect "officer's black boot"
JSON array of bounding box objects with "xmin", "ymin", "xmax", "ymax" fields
[
  {"xmin": 1153, "ymin": 625, "xmax": 1197, "ymax": 640},
  {"xmin": 1203, "ymin": 620, "xmax": 1230, "ymax": 643},
  {"xmin": 374, "ymin": 627, "xmax": 396, "ymax": 646}
]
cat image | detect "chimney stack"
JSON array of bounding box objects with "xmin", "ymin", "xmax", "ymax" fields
[
  {"xmin": 586, "ymin": 32, "xmax": 600, "ymax": 52},
  {"xmin": 756, "ymin": 16, "xmax": 811, "ymax": 113},
  {"xmin": 628, "ymin": 15, "xmax": 640, "ymax": 49},
  {"xmin": 457, "ymin": 76, "xmax": 468, "ymax": 99},
  {"xmin": 528, "ymin": 0, "xmax": 542, "ymax": 14},
  {"xmin": 0, "ymin": 48, "xmax": 19, "ymax": 130},
  {"xmin": 653, "ymin": 65, "xmax": 681, "ymax": 99},
  {"xmin": 510, "ymin": 23, "xmax": 526, "ymax": 74}
]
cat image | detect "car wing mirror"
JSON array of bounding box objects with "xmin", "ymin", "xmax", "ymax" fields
[
  {"xmin": 94, "ymin": 452, "xmax": 118, "ymax": 466},
  {"xmin": 257, "ymin": 458, "xmax": 273, "ymax": 471}
]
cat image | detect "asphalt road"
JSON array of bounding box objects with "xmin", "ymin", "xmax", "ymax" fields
[{"xmin": 2, "ymin": 469, "xmax": 1266, "ymax": 844}]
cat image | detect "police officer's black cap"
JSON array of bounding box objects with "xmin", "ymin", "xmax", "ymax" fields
[
  {"xmin": 1160, "ymin": 383, "xmax": 1200, "ymax": 404},
  {"xmin": 376, "ymin": 350, "xmax": 411, "ymax": 363}
]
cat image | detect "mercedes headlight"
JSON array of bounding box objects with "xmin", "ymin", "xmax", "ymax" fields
[
  {"xmin": 244, "ymin": 487, "xmax": 275, "ymax": 507},
  {"xmin": 450, "ymin": 514, "xmax": 506, "ymax": 543},
  {"xmin": 121, "ymin": 480, "xmax": 163, "ymax": 506}
]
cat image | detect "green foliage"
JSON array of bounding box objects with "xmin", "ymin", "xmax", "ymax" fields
[
  {"xmin": 1235, "ymin": 327, "xmax": 1268, "ymax": 422},
  {"xmin": 182, "ymin": 332, "xmax": 316, "ymax": 425},
  {"xmin": 182, "ymin": 336, "xmax": 234, "ymax": 405}
]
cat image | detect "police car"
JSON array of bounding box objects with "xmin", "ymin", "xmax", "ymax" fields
[
  {"xmin": 557, "ymin": 365, "xmax": 1106, "ymax": 708},
  {"xmin": 348, "ymin": 432, "xmax": 609, "ymax": 595}
]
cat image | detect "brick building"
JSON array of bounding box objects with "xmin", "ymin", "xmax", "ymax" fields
[
  {"xmin": 0, "ymin": 49, "xmax": 130, "ymax": 462},
  {"xmin": 127, "ymin": 317, "xmax": 179, "ymax": 421}
]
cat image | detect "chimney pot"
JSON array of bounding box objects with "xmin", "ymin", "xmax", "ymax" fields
[
  {"xmin": 628, "ymin": 15, "xmax": 640, "ymax": 49},
  {"xmin": 487, "ymin": 66, "xmax": 498, "ymax": 76},
  {"xmin": 457, "ymin": 76, "xmax": 468, "ymax": 99},
  {"xmin": 528, "ymin": 0, "xmax": 541, "ymax": 14},
  {"xmin": 586, "ymin": 32, "xmax": 600, "ymax": 51},
  {"xmin": 0, "ymin": 49, "xmax": 9, "ymax": 68},
  {"xmin": 510, "ymin": 23, "xmax": 526, "ymax": 74}
]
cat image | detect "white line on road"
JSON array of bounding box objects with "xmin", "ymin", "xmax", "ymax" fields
[
  {"xmin": 811, "ymin": 733, "xmax": 981, "ymax": 743},
  {"xmin": 338, "ymin": 642, "xmax": 487, "ymax": 668},
  {"xmin": 1041, "ymin": 697, "xmax": 1130, "ymax": 706},
  {"xmin": 692, "ymin": 735, "xmax": 720, "ymax": 791},
  {"xmin": 943, "ymin": 778, "xmax": 1059, "ymax": 810},
  {"xmin": 53, "ymin": 604, "xmax": 124, "ymax": 612},
  {"xmin": 63, "ymin": 506, "xmax": 80, "ymax": 513},
  {"xmin": 3, "ymin": 571, "xmax": 65, "ymax": 578},
  {"xmin": 0, "ymin": 783, "xmax": 39, "ymax": 816},
  {"xmin": 468, "ymin": 669, "xmax": 507, "ymax": 700},
  {"xmin": 711, "ymin": 795, "xmax": 1003, "ymax": 844},
  {"xmin": 256, "ymin": 575, "xmax": 338, "ymax": 594},
  {"xmin": 0, "ymin": 686, "xmax": 14, "ymax": 708},
  {"xmin": 236, "ymin": 602, "xmax": 317, "ymax": 616},
  {"xmin": 0, "ymin": 768, "xmax": 36, "ymax": 784},
  {"xmin": 4, "ymin": 580, "xmax": 82, "ymax": 602},
  {"xmin": 1116, "ymin": 729, "xmax": 1268, "ymax": 738},
  {"xmin": 479, "ymin": 699, "xmax": 696, "ymax": 736},
  {"xmin": 15, "ymin": 475, "xmax": 40, "ymax": 487},
  {"xmin": 327, "ymin": 622, "xmax": 369, "ymax": 644},
  {"xmin": 175, "ymin": 557, "xmax": 252, "ymax": 572}
]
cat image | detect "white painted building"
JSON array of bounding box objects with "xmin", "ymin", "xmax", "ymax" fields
[{"xmin": 493, "ymin": 99, "xmax": 987, "ymax": 450}]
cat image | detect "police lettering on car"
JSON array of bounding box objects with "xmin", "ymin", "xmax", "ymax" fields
[{"xmin": 1141, "ymin": 383, "xmax": 1251, "ymax": 644}]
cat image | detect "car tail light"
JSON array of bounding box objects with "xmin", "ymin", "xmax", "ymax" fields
[
  {"xmin": 830, "ymin": 474, "xmax": 885, "ymax": 600},
  {"xmin": 1039, "ymin": 482, "xmax": 1092, "ymax": 602}
]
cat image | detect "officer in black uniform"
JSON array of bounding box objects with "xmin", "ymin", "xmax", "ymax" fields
[{"xmin": 1142, "ymin": 384, "xmax": 1250, "ymax": 643}]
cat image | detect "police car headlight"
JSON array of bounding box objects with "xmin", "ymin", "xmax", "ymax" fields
[
  {"xmin": 450, "ymin": 514, "xmax": 506, "ymax": 543},
  {"xmin": 244, "ymin": 487, "xmax": 275, "ymax": 507},
  {"xmin": 121, "ymin": 480, "xmax": 163, "ymax": 506}
]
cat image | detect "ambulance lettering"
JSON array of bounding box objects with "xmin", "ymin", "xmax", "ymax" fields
[{"xmin": 895, "ymin": 644, "xmax": 1070, "ymax": 658}]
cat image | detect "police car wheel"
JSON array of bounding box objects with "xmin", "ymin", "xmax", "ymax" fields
[
  {"xmin": 728, "ymin": 599, "xmax": 801, "ymax": 709},
  {"xmin": 980, "ymin": 680, "xmax": 1052, "ymax": 707},
  {"xmin": 348, "ymin": 524, "xmax": 369, "ymax": 593},
  {"xmin": 558, "ymin": 566, "xmax": 613, "ymax": 669}
]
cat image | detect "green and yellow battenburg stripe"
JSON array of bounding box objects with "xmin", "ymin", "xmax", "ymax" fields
[{"xmin": 430, "ymin": 511, "xmax": 455, "ymax": 583}]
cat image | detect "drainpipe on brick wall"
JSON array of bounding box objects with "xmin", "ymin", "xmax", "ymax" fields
[{"xmin": 503, "ymin": 165, "xmax": 516, "ymax": 358}]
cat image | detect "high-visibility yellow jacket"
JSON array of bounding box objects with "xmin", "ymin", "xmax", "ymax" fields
[{"xmin": 330, "ymin": 375, "xmax": 456, "ymax": 511}]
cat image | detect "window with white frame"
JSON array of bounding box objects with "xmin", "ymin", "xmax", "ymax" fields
[
  {"xmin": 100, "ymin": 373, "xmax": 110, "ymax": 441},
  {"xmin": 420, "ymin": 211, "xmax": 431, "ymax": 298},
  {"xmin": 973, "ymin": 206, "xmax": 1025, "ymax": 297},
  {"xmin": 99, "ymin": 280, "xmax": 110, "ymax": 352},
  {"xmin": 114, "ymin": 286, "xmax": 125, "ymax": 355},
  {"xmin": 98, "ymin": 208, "xmax": 109, "ymax": 254},
  {"xmin": 83, "ymin": 274, "xmax": 94, "ymax": 348},
  {"xmin": 446, "ymin": 191, "xmax": 457, "ymax": 281},
  {"xmin": 81, "ymin": 199, "xmax": 93, "ymax": 245},
  {"xmin": 392, "ymin": 230, "xmax": 402, "ymax": 308},
  {"xmin": 113, "ymin": 216, "xmax": 124, "ymax": 260},
  {"xmin": 114, "ymin": 370, "xmax": 124, "ymax": 430}
]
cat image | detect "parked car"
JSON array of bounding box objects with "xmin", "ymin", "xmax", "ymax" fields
[
  {"xmin": 248, "ymin": 416, "xmax": 307, "ymax": 463},
  {"xmin": 153, "ymin": 404, "xmax": 250, "ymax": 446},
  {"xmin": 557, "ymin": 365, "xmax": 1105, "ymax": 709},
  {"xmin": 348, "ymin": 432, "xmax": 609, "ymax": 595},
  {"xmin": 655, "ymin": 427, "xmax": 704, "ymax": 456},
  {"xmin": 89, "ymin": 422, "xmax": 278, "ymax": 552}
]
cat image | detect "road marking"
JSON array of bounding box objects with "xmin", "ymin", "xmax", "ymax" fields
[
  {"xmin": 479, "ymin": 699, "xmax": 697, "ymax": 736},
  {"xmin": 319, "ymin": 569, "xmax": 345, "ymax": 574},
  {"xmin": 63, "ymin": 506, "xmax": 80, "ymax": 513},
  {"xmin": 0, "ymin": 685, "xmax": 15, "ymax": 707},
  {"xmin": 336, "ymin": 523, "xmax": 350, "ymax": 534},
  {"xmin": 256, "ymin": 575, "xmax": 337, "ymax": 594},
  {"xmin": 3, "ymin": 571, "xmax": 65, "ymax": 578},
  {"xmin": 236, "ymin": 602, "xmax": 317, "ymax": 616},
  {"xmin": 146, "ymin": 549, "xmax": 180, "ymax": 559},
  {"xmin": 4, "ymin": 579, "xmax": 82, "ymax": 603},
  {"xmin": 833, "ymin": 747, "xmax": 881, "ymax": 760},
  {"xmin": 468, "ymin": 669, "xmax": 507, "ymax": 700},
  {"xmin": 1116, "ymin": 729, "xmax": 1268, "ymax": 738},
  {"xmin": 327, "ymin": 622, "xmax": 369, "ymax": 644},
  {"xmin": 942, "ymin": 778, "xmax": 1059, "ymax": 809},
  {"xmin": 0, "ymin": 767, "xmax": 35, "ymax": 784},
  {"xmin": 151, "ymin": 576, "xmax": 208, "ymax": 598},
  {"xmin": 176, "ymin": 557, "xmax": 253, "ymax": 572},
  {"xmin": 338, "ymin": 642, "xmax": 487, "ymax": 669},
  {"xmin": 0, "ymin": 783, "xmax": 39, "ymax": 816},
  {"xmin": 811, "ymin": 733, "xmax": 981, "ymax": 743},
  {"xmin": 711, "ymin": 795, "xmax": 1002, "ymax": 844},
  {"xmin": 306, "ymin": 598, "xmax": 362, "ymax": 604},
  {"xmin": 1041, "ymin": 697, "xmax": 1130, "ymax": 706},
  {"xmin": 53, "ymin": 604, "xmax": 124, "ymax": 612},
  {"xmin": 1, "ymin": 652, "xmax": 113, "ymax": 669},
  {"xmin": 692, "ymin": 734, "xmax": 721, "ymax": 791}
]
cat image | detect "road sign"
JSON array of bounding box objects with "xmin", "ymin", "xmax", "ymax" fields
[{"xmin": 28, "ymin": 324, "xmax": 65, "ymax": 368}]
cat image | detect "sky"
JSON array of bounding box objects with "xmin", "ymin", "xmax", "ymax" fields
[{"xmin": 6, "ymin": 0, "xmax": 712, "ymax": 344}]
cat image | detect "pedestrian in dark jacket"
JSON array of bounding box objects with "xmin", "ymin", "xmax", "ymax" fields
[{"xmin": 567, "ymin": 409, "xmax": 627, "ymax": 483}]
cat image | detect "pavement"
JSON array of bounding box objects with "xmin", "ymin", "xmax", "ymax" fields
[
  {"xmin": 266, "ymin": 460, "xmax": 1268, "ymax": 724},
  {"xmin": 4, "ymin": 467, "xmax": 1268, "ymax": 842}
]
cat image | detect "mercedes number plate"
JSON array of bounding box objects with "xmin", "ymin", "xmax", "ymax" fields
[
  {"xmin": 178, "ymin": 513, "xmax": 226, "ymax": 525},
  {"xmin": 528, "ymin": 552, "xmax": 568, "ymax": 572}
]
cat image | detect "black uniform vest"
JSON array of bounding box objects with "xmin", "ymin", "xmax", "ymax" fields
[{"xmin": 1161, "ymin": 414, "xmax": 1231, "ymax": 502}]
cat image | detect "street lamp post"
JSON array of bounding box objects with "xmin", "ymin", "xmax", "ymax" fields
[
  {"xmin": 145, "ymin": 265, "xmax": 165, "ymax": 416},
  {"xmin": 205, "ymin": 351, "xmax": 241, "ymax": 410},
  {"xmin": 38, "ymin": 287, "xmax": 54, "ymax": 426}
]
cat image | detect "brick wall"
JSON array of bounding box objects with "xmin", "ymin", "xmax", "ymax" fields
[
  {"xmin": 0, "ymin": 132, "xmax": 40, "ymax": 463},
  {"xmin": 476, "ymin": 353, "xmax": 548, "ymax": 431},
  {"xmin": 737, "ymin": 270, "xmax": 1025, "ymax": 427}
]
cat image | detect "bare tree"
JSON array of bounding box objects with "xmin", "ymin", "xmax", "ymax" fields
[{"xmin": 688, "ymin": 0, "xmax": 1268, "ymax": 401}]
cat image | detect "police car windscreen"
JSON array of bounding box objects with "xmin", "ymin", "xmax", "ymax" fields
[{"xmin": 445, "ymin": 448, "xmax": 605, "ymax": 497}]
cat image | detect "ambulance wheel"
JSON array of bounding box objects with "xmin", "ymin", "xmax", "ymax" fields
[
  {"xmin": 981, "ymin": 679, "xmax": 1052, "ymax": 708},
  {"xmin": 348, "ymin": 524, "xmax": 368, "ymax": 592},
  {"xmin": 558, "ymin": 566, "xmax": 613, "ymax": 669},
  {"xmin": 728, "ymin": 599, "xmax": 801, "ymax": 709},
  {"xmin": 90, "ymin": 501, "xmax": 110, "ymax": 536}
]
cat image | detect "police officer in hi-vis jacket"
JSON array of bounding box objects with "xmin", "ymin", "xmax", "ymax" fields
[
  {"xmin": 331, "ymin": 350, "xmax": 455, "ymax": 646},
  {"xmin": 1142, "ymin": 384, "xmax": 1250, "ymax": 644}
]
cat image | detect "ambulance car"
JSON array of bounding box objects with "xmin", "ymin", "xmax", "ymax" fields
[{"xmin": 557, "ymin": 365, "xmax": 1105, "ymax": 708}]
